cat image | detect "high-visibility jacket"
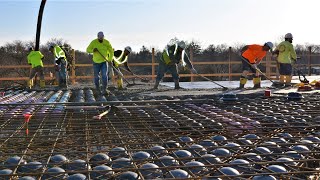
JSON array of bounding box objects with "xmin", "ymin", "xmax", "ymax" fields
[
  {"xmin": 53, "ymin": 46, "xmax": 66, "ymax": 61},
  {"xmin": 86, "ymin": 39, "xmax": 114, "ymax": 63},
  {"xmin": 241, "ymin": 44, "xmax": 267, "ymax": 64},
  {"xmin": 276, "ymin": 41, "xmax": 297, "ymax": 64},
  {"xmin": 161, "ymin": 44, "xmax": 193, "ymax": 69},
  {"xmin": 113, "ymin": 50, "xmax": 128, "ymax": 67},
  {"xmin": 27, "ymin": 51, "xmax": 44, "ymax": 68}
]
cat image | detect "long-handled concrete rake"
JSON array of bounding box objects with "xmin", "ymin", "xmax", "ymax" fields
[
  {"xmin": 96, "ymin": 50, "xmax": 135, "ymax": 87},
  {"xmin": 195, "ymin": 72, "xmax": 229, "ymax": 90},
  {"xmin": 120, "ymin": 67, "xmax": 150, "ymax": 83}
]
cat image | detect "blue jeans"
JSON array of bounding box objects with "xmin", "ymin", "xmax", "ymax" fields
[
  {"xmin": 58, "ymin": 60, "xmax": 67, "ymax": 84},
  {"xmin": 93, "ymin": 62, "xmax": 108, "ymax": 88},
  {"xmin": 156, "ymin": 60, "xmax": 179, "ymax": 81}
]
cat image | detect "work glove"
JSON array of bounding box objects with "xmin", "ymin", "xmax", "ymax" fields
[
  {"xmin": 190, "ymin": 68, "xmax": 197, "ymax": 74},
  {"xmin": 93, "ymin": 48, "xmax": 98, "ymax": 52}
]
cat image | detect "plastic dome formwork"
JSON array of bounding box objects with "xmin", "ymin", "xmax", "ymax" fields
[
  {"xmin": 66, "ymin": 159, "xmax": 91, "ymax": 175},
  {"xmin": 0, "ymin": 169, "xmax": 13, "ymax": 180},
  {"xmin": 166, "ymin": 169, "xmax": 190, "ymax": 179},
  {"xmin": 163, "ymin": 140, "xmax": 181, "ymax": 148},
  {"xmin": 131, "ymin": 151, "xmax": 151, "ymax": 163},
  {"xmin": 276, "ymin": 157, "xmax": 297, "ymax": 166},
  {"xmin": 284, "ymin": 151, "xmax": 305, "ymax": 160},
  {"xmin": 18, "ymin": 161, "xmax": 43, "ymax": 174},
  {"xmin": 156, "ymin": 155, "xmax": 179, "ymax": 167},
  {"xmin": 185, "ymin": 161, "xmax": 207, "ymax": 175},
  {"xmin": 41, "ymin": 167, "xmax": 68, "ymax": 180},
  {"xmin": 179, "ymin": 136, "xmax": 194, "ymax": 143},
  {"xmin": 111, "ymin": 158, "xmax": 133, "ymax": 169},
  {"xmin": 4, "ymin": 156, "xmax": 27, "ymax": 170},
  {"xmin": 66, "ymin": 173, "xmax": 87, "ymax": 180},
  {"xmin": 115, "ymin": 171, "xmax": 139, "ymax": 180},
  {"xmin": 211, "ymin": 135, "xmax": 227, "ymax": 142},
  {"xmin": 49, "ymin": 154, "xmax": 69, "ymax": 169},
  {"xmin": 173, "ymin": 150, "xmax": 193, "ymax": 163},
  {"xmin": 149, "ymin": 146, "xmax": 168, "ymax": 157},
  {"xmin": 218, "ymin": 167, "xmax": 241, "ymax": 177},
  {"xmin": 224, "ymin": 142, "xmax": 243, "ymax": 152},
  {"xmin": 18, "ymin": 176, "xmax": 36, "ymax": 180},
  {"xmin": 108, "ymin": 147, "xmax": 128, "ymax": 160},
  {"xmin": 140, "ymin": 163, "xmax": 163, "ymax": 179},
  {"xmin": 229, "ymin": 159, "xmax": 254, "ymax": 176},
  {"xmin": 90, "ymin": 165, "xmax": 114, "ymax": 179},
  {"xmin": 253, "ymin": 175, "xmax": 277, "ymax": 180},
  {"xmin": 89, "ymin": 153, "xmax": 111, "ymax": 167},
  {"xmin": 199, "ymin": 139, "xmax": 218, "ymax": 149},
  {"xmin": 211, "ymin": 148, "xmax": 231, "ymax": 158},
  {"xmin": 242, "ymin": 153, "xmax": 263, "ymax": 169},
  {"xmin": 190, "ymin": 144, "xmax": 207, "ymax": 156},
  {"xmin": 200, "ymin": 154, "xmax": 222, "ymax": 165}
]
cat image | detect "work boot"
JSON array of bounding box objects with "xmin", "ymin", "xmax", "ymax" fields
[
  {"xmin": 239, "ymin": 77, "xmax": 247, "ymax": 89},
  {"xmin": 285, "ymin": 75, "xmax": 292, "ymax": 84},
  {"xmin": 40, "ymin": 80, "xmax": 45, "ymax": 88},
  {"xmin": 27, "ymin": 79, "xmax": 33, "ymax": 89},
  {"xmin": 117, "ymin": 78, "xmax": 124, "ymax": 90},
  {"xmin": 174, "ymin": 79, "xmax": 181, "ymax": 89},
  {"xmin": 153, "ymin": 80, "xmax": 160, "ymax": 90},
  {"xmin": 253, "ymin": 77, "xmax": 261, "ymax": 89}
]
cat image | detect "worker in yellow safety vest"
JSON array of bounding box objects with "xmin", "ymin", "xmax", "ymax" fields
[
  {"xmin": 109, "ymin": 46, "xmax": 133, "ymax": 90},
  {"xmin": 27, "ymin": 47, "xmax": 45, "ymax": 88},
  {"xmin": 86, "ymin": 31, "xmax": 114, "ymax": 95},
  {"xmin": 49, "ymin": 45, "xmax": 68, "ymax": 88},
  {"xmin": 273, "ymin": 33, "xmax": 297, "ymax": 86},
  {"xmin": 154, "ymin": 40, "xmax": 197, "ymax": 89}
]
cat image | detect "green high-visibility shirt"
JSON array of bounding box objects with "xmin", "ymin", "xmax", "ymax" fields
[
  {"xmin": 276, "ymin": 41, "xmax": 297, "ymax": 64},
  {"xmin": 27, "ymin": 51, "xmax": 44, "ymax": 68},
  {"xmin": 86, "ymin": 39, "xmax": 114, "ymax": 63},
  {"xmin": 53, "ymin": 46, "xmax": 66, "ymax": 60}
]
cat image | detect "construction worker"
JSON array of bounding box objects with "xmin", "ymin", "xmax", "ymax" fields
[
  {"xmin": 86, "ymin": 31, "xmax": 114, "ymax": 95},
  {"xmin": 27, "ymin": 47, "xmax": 45, "ymax": 88},
  {"xmin": 110, "ymin": 46, "xmax": 133, "ymax": 90},
  {"xmin": 273, "ymin": 33, "xmax": 297, "ymax": 86},
  {"xmin": 239, "ymin": 42, "xmax": 273, "ymax": 89},
  {"xmin": 154, "ymin": 40, "xmax": 197, "ymax": 89},
  {"xmin": 49, "ymin": 45, "xmax": 68, "ymax": 88}
]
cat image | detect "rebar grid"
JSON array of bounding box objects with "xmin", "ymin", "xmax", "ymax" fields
[{"xmin": 0, "ymin": 89, "xmax": 319, "ymax": 179}]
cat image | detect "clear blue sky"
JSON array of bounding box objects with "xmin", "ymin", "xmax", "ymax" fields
[{"xmin": 0, "ymin": 0, "xmax": 320, "ymax": 52}]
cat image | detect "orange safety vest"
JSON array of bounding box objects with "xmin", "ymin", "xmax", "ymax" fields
[{"xmin": 242, "ymin": 45, "xmax": 267, "ymax": 64}]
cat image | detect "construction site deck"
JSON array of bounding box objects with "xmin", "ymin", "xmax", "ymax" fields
[{"xmin": 0, "ymin": 80, "xmax": 320, "ymax": 180}]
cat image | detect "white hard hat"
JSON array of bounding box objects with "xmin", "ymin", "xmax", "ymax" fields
[
  {"xmin": 178, "ymin": 41, "xmax": 186, "ymax": 49},
  {"xmin": 285, "ymin": 33, "xmax": 293, "ymax": 39},
  {"xmin": 265, "ymin": 42, "xmax": 273, "ymax": 50},
  {"xmin": 125, "ymin": 46, "xmax": 132, "ymax": 53}
]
